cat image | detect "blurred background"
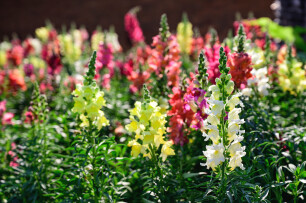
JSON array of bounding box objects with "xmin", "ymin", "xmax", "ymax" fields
[
  {"xmin": 0, "ymin": 0, "xmax": 305, "ymax": 49},
  {"xmin": 0, "ymin": 0, "xmax": 274, "ymax": 48}
]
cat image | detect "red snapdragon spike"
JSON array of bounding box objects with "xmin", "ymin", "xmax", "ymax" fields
[
  {"xmin": 124, "ymin": 12, "xmax": 144, "ymax": 44},
  {"xmin": 48, "ymin": 29, "xmax": 58, "ymax": 41},
  {"xmin": 24, "ymin": 64, "xmax": 35, "ymax": 77},
  {"xmin": 166, "ymin": 61, "xmax": 181, "ymax": 87},
  {"xmin": 47, "ymin": 54, "xmax": 62, "ymax": 75},
  {"xmin": 23, "ymin": 39, "xmax": 35, "ymax": 57},
  {"xmin": 128, "ymin": 70, "xmax": 150, "ymax": 94},
  {"xmin": 228, "ymin": 52, "xmax": 253, "ymax": 89},
  {"xmin": 191, "ymin": 37, "xmax": 204, "ymax": 57},
  {"xmin": 8, "ymin": 69, "xmax": 27, "ymax": 93},
  {"xmin": 7, "ymin": 45, "xmax": 24, "ymax": 66},
  {"xmin": 233, "ymin": 21, "xmax": 262, "ymax": 40},
  {"xmin": 205, "ymin": 45, "xmax": 230, "ymax": 84},
  {"xmin": 167, "ymin": 74, "xmax": 196, "ymax": 146},
  {"xmin": 122, "ymin": 46, "xmax": 151, "ymax": 93}
]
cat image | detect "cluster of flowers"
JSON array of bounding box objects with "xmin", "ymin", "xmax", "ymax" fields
[
  {"xmin": 124, "ymin": 7, "xmax": 145, "ymax": 44},
  {"xmin": 148, "ymin": 15, "xmax": 181, "ymax": 88},
  {"xmin": 278, "ymin": 47, "xmax": 306, "ymax": 95},
  {"xmin": 72, "ymin": 52, "xmax": 109, "ymax": 130},
  {"xmin": 126, "ymin": 86, "xmax": 175, "ymax": 161},
  {"xmin": 203, "ymin": 48, "xmax": 246, "ymax": 171},
  {"xmin": 167, "ymin": 80, "xmax": 195, "ymax": 145},
  {"xmin": 177, "ymin": 14, "xmax": 193, "ymax": 54},
  {"xmin": 1, "ymin": 10, "xmax": 306, "ymax": 150},
  {"xmin": 0, "ymin": 100, "xmax": 14, "ymax": 125}
]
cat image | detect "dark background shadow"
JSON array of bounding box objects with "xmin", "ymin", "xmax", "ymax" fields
[{"xmin": 0, "ymin": 0, "xmax": 274, "ymax": 49}]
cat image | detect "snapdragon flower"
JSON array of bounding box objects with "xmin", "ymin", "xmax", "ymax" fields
[
  {"xmin": 177, "ymin": 13, "xmax": 193, "ymax": 54},
  {"xmin": 72, "ymin": 51, "xmax": 109, "ymax": 130},
  {"xmin": 126, "ymin": 86, "xmax": 175, "ymax": 161},
  {"xmin": 202, "ymin": 47, "xmax": 246, "ymax": 171},
  {"xmin": 58, "ymin": 33, "xmax": 82, "ymax": 64},
  {"xmin": 278, "ymin": 49, "xmax": 306, "ymax": 95},
  {"xmin": 243, "ymin": 67, "xmax": 270, "ymax": 96}
]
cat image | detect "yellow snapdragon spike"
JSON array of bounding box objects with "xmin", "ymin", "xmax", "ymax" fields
[
  {"xmin": 91, "ymin": 31, "xmax": 104, "ymax": 51},
  {"xmin": 72, "ymin": 51, "xmax": 109, "ymax": 130},
  {"xmin": 0, "ymin": 50, "xmax": 7, "ymax": 66},
  {"xmin": 72, "ymin": 97, "xmax": 87, "ymax": 114},
  {"xmin": 177, "ymin": 21, "xmax": 193, "ymax": 54},
  {"xmin": 95, "ymin": 92, "xmax": 106, "ymax": 107},
  {"xmin": 82, "ymin": 85, "xmax": 96, "ymax": 101},
  {"xmin": 160, "ymin": 141, "xmax": 175, "ymax": 162},
  {"xmin": 126, "ymin": 98, "xmax": 175, "ymax": 161},
  {"xmin": 128, "ymin": 140, "xmax": 142, "ymax": 157},
  {"xmin": 80, "ymin": 114, "xmax": 89, "ymax": 128},
  {"xmin": 35, "ymin": 27, "xmax": 49, "ymax": 42},
  {"xmin": 154, "ymin": 134, "xmax": 165, "ymax": 149},
  {"xmin": 86, "ymin": 103, "xmax": 101, "ymax": 120},
  {"xmin": 143, "ymin": 134, "xmax": 155, "ymax": 145},
  {"xmin": 95, "ymin": 111, "xmax": 109, "ymax": 130},
  {"xmin": 278, "ymin": 60, "xmax": 306, "ymax": 94}
]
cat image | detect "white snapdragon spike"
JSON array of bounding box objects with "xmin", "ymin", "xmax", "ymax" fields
[
  {"xmin": 203, "ymin": 143, "xmax": 225, "ymax": 170},
  {"xmin": 203, "ymin": 81, "xmax": 246, "ymax": 171},
  {"xmin": 228, "ymin": 136, "xmax": 246, "ymax": 170},
  {"xmin": 207, "ymin": 99, "xmax": 224, "ymax": 117},
  {"xmin": 244, "ymin": 67, "xmax": 270, "ymax": 96},
  {"xmin": 227, "ymin": 93, "xmax": 244, "ymax": 110},
  {"xmin": 242, "ymin": 87, "xmax": 252, "ymax": 96},
  {"xmin": 203, "ymin": 125, "xmax": 220, "ymax": 144}
]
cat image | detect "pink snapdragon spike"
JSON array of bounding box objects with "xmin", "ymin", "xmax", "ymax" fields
[
  {"xmin": 0, "ymin": 100, "xmax": 6, "ymax": 118},
  {"xmin": 24, "ymin": 111, "xmax": 35, "ymax": 124},
  {"xmin": 205, "ymin": 44, "xmax": 230, "ymax": 84},
  {"xmin": 184, "ymin": 88, "xmax": 208, "ymax": 130},
  {"xmin": 2, "ymin": 112, "xmax": 14, "ymax": 125},
  {"xmin": 8, "ymin": 143, "xmax": 19, "ymax": 167},
  {"xmin": 95, "ymin": 42, "xmax": 115, "ymax": 90},
  {"xmin": 124, "ymin": 8, "xmax": 145, "ymax": 44},
  {"xmin": 0, "ymin": 100, "xmax": 14, "ymax": 125},
  {"xmin": 148, "ymin": 35, "xmax": 181, "ymax": 87}
]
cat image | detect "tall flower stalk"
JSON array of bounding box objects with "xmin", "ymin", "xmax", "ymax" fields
[
  {"xmin": 202, "ymin": 47, "xmax": 246, "ymax": 198},
  {"xmin": 126, "ymin": 85, "xmax": 175, "ymax": 201},
  {"xmin": 71, "ymin": 51, "xmax": 109, "ymax": 202}
]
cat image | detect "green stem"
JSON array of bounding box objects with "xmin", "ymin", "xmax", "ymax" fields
[
  {"xmin": 149, "ymin": 144, "xmax": 165, "ymax": 202},
  {"xmin": 219, "ymin": 79, "xmax": 227, "ymax": 199},
  {"xmin": 90, "ymin": 123, "xmax": 99, "ymax": 203}
]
